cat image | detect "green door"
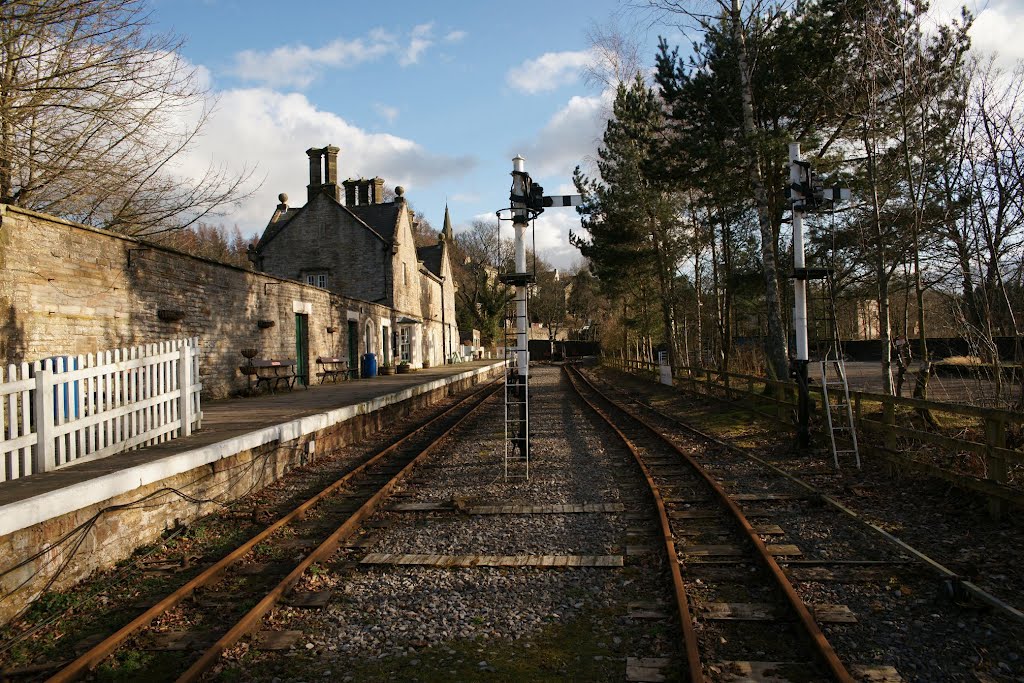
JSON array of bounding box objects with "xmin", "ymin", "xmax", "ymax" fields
[
  {"xmin": 294, "ymin": 313, "xmax": 309, "ymax": 386},
  {"xmin": 348, "ymin": 321, "xmax": 359, "ymax": 378}
]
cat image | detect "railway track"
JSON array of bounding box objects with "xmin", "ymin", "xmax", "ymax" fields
[
  {"xmin": 43, "ymin": 378, "xmax": 502, "ymax": 682},
  {"xmin": 565, "ymin": 363, "xmax": 906, "ymax": 682},
  {"xmin": 584, "ymin": 364, "xmax": 1024, "ymax": 626},
  {"xmin": 15, "ymin": 363, "xmax": 1018, "ymax": 681}
]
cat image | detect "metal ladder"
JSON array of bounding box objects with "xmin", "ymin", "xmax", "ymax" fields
[
  {"xmin": 503, "ymin": 291, "xmax": 529, "ymax": 480},
  {"xmin": 809, "ymin": 275, "xmax": 860, "ymax": 469},
  {"xmin": 820, "ymin": 358, "xmax": 860, "ymax": 469}
]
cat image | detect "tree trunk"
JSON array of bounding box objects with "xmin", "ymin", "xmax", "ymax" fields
[
  {"xmin": 863, "ymin": 121, "xmax": 894, "ymax": 395},
  {"xmin": 730, "ymin": 0, "xmax": 789, "ymax": 380}
]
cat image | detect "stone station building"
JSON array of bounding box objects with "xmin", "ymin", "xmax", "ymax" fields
[{"xmin": 251, "ymin": 145, "xmax": 459, "ymax": 373}]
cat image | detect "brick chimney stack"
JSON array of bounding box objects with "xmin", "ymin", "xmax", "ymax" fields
[
  {"xmin": 357, "ymin": 177, "xmax": 370, "ymax": 205},
  {"xmin": 306, "ymin": 147, "xmax": 323, "ymax": 203}
]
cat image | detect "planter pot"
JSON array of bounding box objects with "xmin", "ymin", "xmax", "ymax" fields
[
  {"xmin": 380, "ymin": 366, "xmax": 396, "ymax": 376},
  {"xmin": 397, "ymin": 365, "xmax": 411, "ymax": 374}
]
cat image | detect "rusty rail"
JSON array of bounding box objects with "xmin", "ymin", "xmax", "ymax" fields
[
  {"xmin": 563, "ymin": 366, "xmax": 702, "ymax": 682},
  {"xmin": 567, "ymin": 364, "xmax": 854, "ymax": 682},
  {"xmin": 590, "ymin": 368, "xmax": 1024, "ymax": 627},
  {"xmin": 49, "ymin": 378, "xmax": 502, "ymax": 683}
]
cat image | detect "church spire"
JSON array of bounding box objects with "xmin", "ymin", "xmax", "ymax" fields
[{"xmin": 442, "ymin": 204, "xmax": 454, "ymax": 243}]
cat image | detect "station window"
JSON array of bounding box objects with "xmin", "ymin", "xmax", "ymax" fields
[{"xmin": 305, "ymin": 273, "xmax": 328, "ymax": 289}]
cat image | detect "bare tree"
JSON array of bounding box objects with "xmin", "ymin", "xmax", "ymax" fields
[
  {"xmin": 0, "ymin": 0, "xmax": 256, "ymax": 236},
  {"xmin": 584, "ymin": 21, "xmax": 645, "ymax": 91}
]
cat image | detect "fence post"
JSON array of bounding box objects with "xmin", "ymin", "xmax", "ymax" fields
[
  {"xmin": 33, "ymin": 366, "xmax": 54, "ymax": 473},
  {"xmin": 882, "ymin": 397, "xmax": 896, "ymax": 450},
  {"xmin": 178, "ymin": 344, "xmax": 192, "ymax": 437},
  {"xmin": 984, "ymin": 417, "xmax": 1007, "ymax": 520},
  {"xmin": 192, "ymin": 338, "xmax": 202, "ymax": 429}
]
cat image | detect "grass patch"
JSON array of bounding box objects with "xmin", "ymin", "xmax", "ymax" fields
[{"xmin": 215, "ymin": 610, "xmax": 678, "ymax": 683}]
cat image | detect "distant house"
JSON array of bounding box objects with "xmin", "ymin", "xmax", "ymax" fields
[{"xmin": 251, "ymin": 145, "xmax": 458, "ymax": 369}]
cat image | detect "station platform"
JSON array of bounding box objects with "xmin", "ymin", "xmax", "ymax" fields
[{"xmin": 0, "ymin": 360, "xmax": 503, "ymax": 537}]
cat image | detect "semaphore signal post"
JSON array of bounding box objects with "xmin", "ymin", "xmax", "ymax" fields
[{"xmin": 496, "ymin": 155, "xmax": 581, "ymax": 480}]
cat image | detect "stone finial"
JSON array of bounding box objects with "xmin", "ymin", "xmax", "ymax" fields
[
  {"xmin": 395, "ymin": 186, "xmax": 405, "ymax": 203},
  {"xmin": 277, "ymin": 192, "xmax": 288, "ymax": 207},
  {"xmin": 438, "ymin": 231, "xmax": 446, "ymax": 243}
]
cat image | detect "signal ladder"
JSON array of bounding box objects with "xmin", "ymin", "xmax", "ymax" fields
[
  {"xmin": 806, "ymin": 270, "xmax": 860, "ymax": 469},
  {"xmin": 503, "ymin": 289, "xmax": 530, "ymax": 479}
]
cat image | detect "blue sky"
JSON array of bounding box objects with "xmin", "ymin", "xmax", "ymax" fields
[
  {"xmin": 149, "ymin": 0, "xmax": 1022, "ymax": 269},
  {"xmin": 148, "ymin": 0, "xmax": 661, "ymax": 269}
]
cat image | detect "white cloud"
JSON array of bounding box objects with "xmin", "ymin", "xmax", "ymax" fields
[
  {"xmin": 506, "ymin": 49, "xmax": 596, "ymax": 94},
  {"xmin": 532, "ymin": 210, "xmax": 582, "ymax": 268},
  {"xmin": 231, "ymin": 32, "xmax": 395, "ymax": 88},
  {"xmin": 399, "ymin": 23, "xmax": 434, "ymax": 67},
  {"xmin": 171, "ymin": 87, "xmax": 476, "ymax": 232},
  {"xmin": 450, "ymin": 192, "xmax": 479, "ymax": 203},
  {"xmin": 444, "ymin": 30, "xmax": 467, "ymax": 43},
  {"xmin": 515, "ymin": 90, "xmax": 612, "ymax": 177},
  {"xmin": 232, "ymin": 24, "xmax": 442, "ymax": 88},
  {"xmin": 374, "ymin": 102, "xmax": 399, "ymax": 123}
]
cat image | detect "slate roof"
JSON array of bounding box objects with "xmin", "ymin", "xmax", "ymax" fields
[
  {"xmin": 346, "ymin": 202, "xmax": 403, "ymax": 242},
  {"xmin": 256, "ymin": 193, "xmax": 400, "ymax": 251},
  {"xmin": 417, "ymin": 244, "xmax": 443, "ymax": 278}
]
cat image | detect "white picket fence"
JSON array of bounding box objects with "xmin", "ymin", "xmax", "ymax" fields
[{"xmin": 0, "ymin": 338, "xmax": 202, "ymax": 481}]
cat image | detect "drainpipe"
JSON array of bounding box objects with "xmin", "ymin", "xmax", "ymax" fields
[{"xmin": 441, "ymin": 277, "xmax": 447, "ymax": 364}]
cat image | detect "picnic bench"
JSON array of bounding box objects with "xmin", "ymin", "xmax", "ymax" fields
[
  {"xmin": 316, "ymin": 356, "xmax": 351, "ymax": 383},
  {"xmin": 239, "ymin": 359, "xmax": 299, "ymax": 393}
]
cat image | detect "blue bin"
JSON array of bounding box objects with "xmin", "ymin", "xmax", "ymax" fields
[
  {"xmin": 360, "ymin": 353, "xmax": 377, "ymax": 379},
  {"xmin": 48, "ymin": 356, "xmax": 80, "ymax": 419}
]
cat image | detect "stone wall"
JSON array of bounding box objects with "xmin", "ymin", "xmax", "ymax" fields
[{"xmin": 0, "ymin": 204, "xmax": 389, "ymax": 398}]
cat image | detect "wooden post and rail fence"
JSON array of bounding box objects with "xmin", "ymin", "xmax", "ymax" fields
[{"xmin": 608, "ymin": 357, "xmax": 1022, "ymax": 519}]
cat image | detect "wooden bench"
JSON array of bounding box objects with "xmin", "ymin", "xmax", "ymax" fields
[
  {"xmin": 241, "ymin": 359, "xmax": 298, "ymax": 393},
  {"xmin": 315, "ymin": 356, "xmax": 351, "ymax": 383}
]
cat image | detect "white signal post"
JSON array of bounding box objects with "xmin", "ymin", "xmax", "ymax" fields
[
  {"xmin": 512, "ymin": 155, "xmax": 529, "ymax": 379},
  {"xmin": 789, "ymin": 142, "xmax": 811, "ymax": 450},
  {"xmin": 790, "ymin": 142, "xmax": 809, "ymax": 365}
]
